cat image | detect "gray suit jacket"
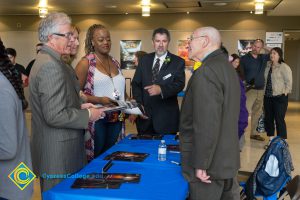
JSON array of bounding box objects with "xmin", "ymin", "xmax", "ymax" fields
[
  {"xmin": 180, "ymin": 49, "xmax": 240, "ymax": 181},
  {"xmin": 29, "ymin": 45, "xmax": 89, "ymax": 176},
  {"xmin": 0, "ymin": 72, "xmax": 33, "ymax": 200}
]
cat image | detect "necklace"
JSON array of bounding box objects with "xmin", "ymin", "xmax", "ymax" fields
[
  {"xmin": 94, "ymin": 53, "xmax": 121, "ymax": 100},
  {"xmin": 95, "ymin": 53, "xmax": 112, "ymax": 78}
]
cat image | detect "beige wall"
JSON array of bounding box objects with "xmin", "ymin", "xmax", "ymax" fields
[{"xmin": 1, "ymin": 12, "xmax": 300, "ymax": 101}]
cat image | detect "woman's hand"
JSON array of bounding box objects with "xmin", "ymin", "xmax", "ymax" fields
[{"xmin": 100, "ymin": 97, "xmax": 117, "ymax": 106}]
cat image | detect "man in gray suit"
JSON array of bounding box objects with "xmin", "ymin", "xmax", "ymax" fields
[
  {"xmin": 179, "ymin": 27, "xmax": 240, "ymax": 200},
  {"xmin": 29, "ymin": 12, "xmax": 104, "ymax": 192}
]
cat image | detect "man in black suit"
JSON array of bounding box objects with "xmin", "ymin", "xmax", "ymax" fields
[{"xmin": 132, "ymin": 27, "xmax": 185, "ymax": 135}]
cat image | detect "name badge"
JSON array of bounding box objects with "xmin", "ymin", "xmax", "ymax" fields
[{"xmin": 163, "ymin": 73, "xmax": 172, "ymax": 80}]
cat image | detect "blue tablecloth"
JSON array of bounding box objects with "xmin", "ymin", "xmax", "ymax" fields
[{"xmin": 43, "ymin": 135, "xmax": 188, "ymax": 200}]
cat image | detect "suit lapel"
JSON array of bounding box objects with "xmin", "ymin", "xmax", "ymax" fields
[{"xmin": 159, "ymin": 52, "xmax": 171, "ymax": 73}]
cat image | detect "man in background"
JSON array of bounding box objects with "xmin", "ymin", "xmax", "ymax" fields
[
  {"xmin": 6, "ymin": 47, "xmax": 28, "ymax": 87},
  {"xmin": 180, "ymin": 27, "xmax": 240, "ymax": 200},
  {"xmin": 240, "ymin": 39, "xmax": 270, "ymax": 141},
  {"xmin": 132, "ymin": 27, "xmax": 185, "ymax": 135},
  {"xmin": 25, "ymin": 43, "xmax": 43, "ymax": 77}
]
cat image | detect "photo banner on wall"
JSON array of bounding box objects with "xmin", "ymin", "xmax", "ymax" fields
[
  {"xmin": 177, "ymin": 40, "xmax": 194, "ymax": 66},
  {"xmin": 238, "ymin": 39, "xmax": 255, "ymax": 56},
  {"xmin": 120, "ymin": 40, "xmax": 142, "ymax": 69}
]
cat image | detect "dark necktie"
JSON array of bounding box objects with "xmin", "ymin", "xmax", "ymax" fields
[{"xmin": 152, "ymin": 58, "xmax": 160, "ymax": 83}]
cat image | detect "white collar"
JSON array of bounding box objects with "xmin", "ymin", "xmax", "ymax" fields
[{"xmin": 154, "ymin": 52, "xmax": 168, "ymax": 62}]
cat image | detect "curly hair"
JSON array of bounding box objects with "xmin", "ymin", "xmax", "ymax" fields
[
  {"xmin": 84, "ymin": 24, "xmax": 106, "ymax": 54},
  {"xmin": 0, "ymin": 39, "xmax": 28, "ymax": 110}
]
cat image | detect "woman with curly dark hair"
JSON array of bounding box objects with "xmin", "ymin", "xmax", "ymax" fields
[{"xmin": 0, "ymin": 38, "xmax": 33, "ymax": 200}]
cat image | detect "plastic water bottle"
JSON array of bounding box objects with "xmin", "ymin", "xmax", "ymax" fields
[{"xmin": 158, "ymin": 140, "xmax": 167, "ymax": 161}]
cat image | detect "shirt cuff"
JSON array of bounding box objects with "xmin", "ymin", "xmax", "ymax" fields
[{"xmin": 87, "ymin": 109, "xmax": 91, "ymax": 118}]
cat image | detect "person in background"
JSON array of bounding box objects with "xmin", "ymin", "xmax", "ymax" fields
[
  {"xmin": 240, "ymin": 39, "xmax": 269, "ymax": 142},
  {"xmin": 25, "ymin": 43, "xmax": 43, "ymax": 77},
  {"xmin": 62, "ymin": 25, "xmax": 80, "ymax": 65},
  {"xmin": 231, "ymin": 53, "xmax": 249, "ymax": 151},
  {"xmin": 128, "ymin": 50, "xmax": 147, "ymax": 124},
  {"xmin": 75, "ymin": 24, "xmax": 126, "ymax": 161},
  {"xmin": 6, "ymin": 47, "xmax": 28, "ymax": 87},
  {"xmin": 134, "ymin": 50, "xmax": 147, "ymax": 67},
  {"xmin": 29, "ymin": 12, "xmax": 104, "ymax": 192},
  {"xmin": 0, "ymin": 38, "xmax": 33, "ymax": 200},
  {"xmin": 132, "ymin": 27, "xmax": 185, "ymax": 135},
  {"xmin": 264, "ymin": 47, "xmax": 292, "ymax": 148},
  {"xmin": 180, "ymin": 27, "xmax": 240, "ymax": 200}
]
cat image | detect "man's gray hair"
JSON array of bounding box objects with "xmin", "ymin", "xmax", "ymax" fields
[{"xmin": 38, "ymin": 12, "xmax": 71, "ymax": 43}]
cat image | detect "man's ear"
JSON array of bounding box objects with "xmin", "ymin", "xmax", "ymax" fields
[{"xmin": 202, "ymin": 37, "xmax": 209, "ymax": 48}]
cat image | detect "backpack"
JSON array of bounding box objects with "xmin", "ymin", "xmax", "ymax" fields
[{"xmin": 245, "ymin": 137, "xmax": 294, "ymax": 199}]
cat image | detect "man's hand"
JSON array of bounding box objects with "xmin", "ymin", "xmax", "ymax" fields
[
  {"xmin": 81, "ymin": 103, "xmax": 96, "ymax": 109},
  {"xmin": 195, "ymin": 169, "xmax": 211, "ymax": 183},
  {"xmin": 79, "ymin": 91, "xmax": 87, "ymax": 102},
  {"xmin": 144, "ymin": 84, "xmax": 161, "ymax": 96},
  {"xmin": 89, "ymin": 108, "xmax": 105, "ymax": 122}
]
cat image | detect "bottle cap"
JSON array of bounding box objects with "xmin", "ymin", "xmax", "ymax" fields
[{"xmin": 161, "ymin": 140, "xmax": 165, "ymax": 143}]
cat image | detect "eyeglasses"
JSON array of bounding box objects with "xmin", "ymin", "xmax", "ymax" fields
[
  {"xmin": 187, "ymin": 35, "xmax": 206, "ymax": 42},
  {"xmin": 52, "ymin": 32, "xmax": 73, "ymax": 39}
]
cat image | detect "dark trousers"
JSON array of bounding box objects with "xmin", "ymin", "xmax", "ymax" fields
[
  {"xmin": 264, "ymin": 95, "xmax": 288, "ymax": 139},
  {"xmin": 136, "ymin": 117, "xmax": 176, "ymax": 135},
  {"xmin": 40, "ymin": 177, "xmax": 62, "ymax": 193},
  {"xmin": 188, "ymin": 176, "xmax": 240, "ymax": 200},
  {"xmin": 94, "ymin": 120, "xmax": 122, "ymax": 157}
]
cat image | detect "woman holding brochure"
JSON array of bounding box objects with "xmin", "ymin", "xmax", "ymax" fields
[{"xmin": 76, "ymin": 24, "xmax": 126, "ymax": 161}]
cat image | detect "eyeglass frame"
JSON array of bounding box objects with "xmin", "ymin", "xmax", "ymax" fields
[
  {"xmin": 52, "ymin": 32, "xmax": 73, "ymax": 39},
  {"xmin": 187, "ymin": 35, "xmax": 206, "ymax": 42}
]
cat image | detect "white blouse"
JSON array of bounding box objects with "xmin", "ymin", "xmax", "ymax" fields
[{"xmin": 93, "ymin": 68, "xmax": 125, "ymax": 104}]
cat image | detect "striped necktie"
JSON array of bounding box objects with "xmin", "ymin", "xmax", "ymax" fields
[{"xmin": 152, "ymin": 58, "xmax": 160, "ymax": 83}]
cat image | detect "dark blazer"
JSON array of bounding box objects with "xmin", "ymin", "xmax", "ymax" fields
[
  {"xmin": 29, "ymin": 45, "xmax": 89, "ymax": 177},
  {"xmin": 180, "ymin": 49, "xmax": 240, "ymax": 181},
  {"xmin": 132, "ymin": 52, "xmax": 185, "ymax": 134}
]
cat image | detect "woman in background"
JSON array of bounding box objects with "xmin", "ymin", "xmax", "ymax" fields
[
  {"xmin": 133, "ymin": 50, "xmax": 147, "ymax": 67},
  {"xmin": 264, "ymin": 47, "xmax": 292, "ymax": 145},
  {"xmin": 231, "ymin": 53, "xmax": 248, "ymax": 151},
  {"xmin": 62, "ymin": 25, "xmax": 80, "ymax": 65},
  {"xmin": 0, "ymin": 38, "xmax": 33, "ymax": 200},
  {"xmin": 75, "ymin": 24, "xmax": 125, "ymax": 161}
]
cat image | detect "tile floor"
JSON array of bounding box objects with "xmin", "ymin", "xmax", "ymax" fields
[{"xmin": 26, "ymin": 101, "xmax": 300, "ymax": 200}]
